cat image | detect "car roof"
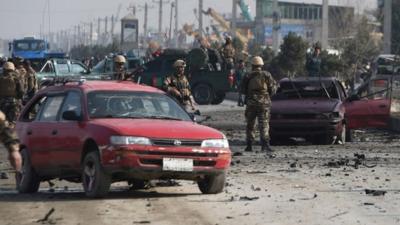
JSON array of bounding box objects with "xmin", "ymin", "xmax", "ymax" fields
[
  {"xmin": 279, "ymin": 77, "xmax": 338, "ymax": 83},
  {"xmin": 38, "ymin": 81, "xmax": 165, "ymax": 94}
]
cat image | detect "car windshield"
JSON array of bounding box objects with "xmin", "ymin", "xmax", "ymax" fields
[
  {"xmin": 14, "ymin": 40, "xmax": 46, "ymax": 51},
  {"xmin": 274, "ymin": 80, "xmax": 339, "ymax": 99},
  {"xmin": 87, "ymin": 91, "xmax": 192, "ymax": 121}
]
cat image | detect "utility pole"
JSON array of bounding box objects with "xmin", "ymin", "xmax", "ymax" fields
[
  {"xmin": 153, "ymin": 0, "xmax": 170, "ymax": 35},
  {"xmin": 384, "ymin": 0, "xmax": 392, "ymax": 54},
  {"xmin": 104, "ymin": 16, "xmax": 108, "ymax": 43},
  {"xmin": 97, "ymin": 17, "xmax": 101, "ymax": 45},
  {"xmin": 111, "ymin": 15, "xmax": 115, "ymax": 41},
  {"xmin": 199, "ymin": 0, "xmax": 203, "ymax": 37},
  {"xmin": 174, "ymin": 0, "xmax": 179, "ymax": 47},
  {"xmin": 322, "ymin": 0, "xmax": 329, "ymax": 49},
  {"xmin": 169, "ymin": 2, "xmax": 175, "ymax": 47},
  {"xmin": 90, "ymin": 22, "xmax": 93, "ymax": 46},
  {"xmin": 231, "ymin": 0, "xmax": 237, "ymax": 38},
  {"xmin": 272, "ymin": 0, "xmax": 279, "ymax": 55}
]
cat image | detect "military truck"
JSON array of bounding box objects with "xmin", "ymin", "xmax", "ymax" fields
[{"xmin": 135, "ymin": 48, "xmax": 235, "ymax": 105}]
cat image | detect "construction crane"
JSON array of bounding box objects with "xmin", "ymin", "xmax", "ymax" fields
[
  {"xmin": 237, "ymin": 0, "xmax": 253, "ymax": 22},
  {"xmin": 202, "ymin": 8, "xmax": 249, "ymax": 45}
]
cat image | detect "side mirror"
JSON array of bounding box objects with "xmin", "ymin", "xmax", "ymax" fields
[{"xmin": 62, "ymin": 110, "xmax": 81, "ymax": 121}]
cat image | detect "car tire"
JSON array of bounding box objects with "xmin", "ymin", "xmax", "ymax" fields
[
  {"xmin": 16, "ymin": 149, "xmax": 40, "ymax": 193},
  {"xmin": 211, "ymin": 93, "xmax": 226, "ymax": 105},
  {"xmin": 197, "ymin": 171, "xmax": 226, "ymax": 194},
  {"xmin": 82, "ymin": 151, "xmax": 111, "ymax": 198},
  {"xmin": 193, "ymin": 83, "xmax": 214, "ymax": 105}
]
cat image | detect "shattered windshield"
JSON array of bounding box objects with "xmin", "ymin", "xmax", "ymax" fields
[
  {"xmin": 87, "ymin": 91, "xmax": 191, "ymax": 121},
  {"xmin": 274, "ymin": 80, "xmax": 339, "ymax": 99}
]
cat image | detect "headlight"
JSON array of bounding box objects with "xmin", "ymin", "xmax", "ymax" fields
[
  {"xmin": 201, "ymin": 139, "xmax": 229, "ymax": 148},
  {"xmin": 110, "ymin": 136, "xmax": 152, "ymax": 145},
  {"xmin": 316, "ymin": 112, "xmax": 340, "ymax": 120}
]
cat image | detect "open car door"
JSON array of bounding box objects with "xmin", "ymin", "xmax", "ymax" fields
[{"xmin": 344, "ymin": 78, "xmax": 391, "ymax": 129}]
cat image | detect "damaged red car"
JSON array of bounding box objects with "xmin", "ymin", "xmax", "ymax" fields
[
  {"xmin": 16, "ymin": 80, "xmax": 231, "ymax": 197},
  {"xmin": 270, "ymin": 77, "xmax": 347, "ymax": 144}
]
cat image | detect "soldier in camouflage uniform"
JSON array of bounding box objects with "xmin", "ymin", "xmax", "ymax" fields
[
  {"xmin": 163, "ymin": 60, "xmax": 196, "ymax": 111},
  {"xmin": 23, "ymin": 60, "xmax": 38, "ymax": 102},
  {"xmin": 0, "ymin": 62, "xmax": 24, "ymax": 125},
  {"xmin": 240, "ymin": 56, "xmax": 277, "ymax": 153},
  {"xmin": 220, "ymin": 36, "xmax": 236, "ymax": 70},
  {"xmin": 0, "ymin": 110, "xmax": 22, "ymax": 171},
  {"xmin": 113, "ymin": 55, "xmax": 133, "ymax": 81}
]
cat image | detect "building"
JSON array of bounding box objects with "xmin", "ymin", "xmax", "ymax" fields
[{"xmin": 254, "ymin": 0, "xmax": 354, "ymax": 47}]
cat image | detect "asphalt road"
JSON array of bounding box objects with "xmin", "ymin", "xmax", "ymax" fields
[{"xmin": 0, "ymin": 99, "xmax": 399, "ymax": 225}]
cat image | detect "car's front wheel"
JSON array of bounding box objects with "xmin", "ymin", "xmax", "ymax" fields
[
  {"xmin": 197, "ymin": 171, "xmax": 226, "ymax": 194},
  {"xmin": 82, "ymin": 152, "xmax": 111, "ymax": 198},
  {"xmin": 16, "ymin": 149, "xmax": 40, "ymax": 193}
]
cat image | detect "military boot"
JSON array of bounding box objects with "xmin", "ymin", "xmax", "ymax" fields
[
  {"xmin": 244, "ymin": 140, "xmax": 253, "ymax": 152},
  {"xmin": 261, "ymin": 140, "xmax": 274, "ymax": 152}
]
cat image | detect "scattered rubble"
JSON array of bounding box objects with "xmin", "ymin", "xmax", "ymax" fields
[
  {"xmin": 36, "ymin": 208, "xmax": 55, "ymax": 223},
  {"xmin": 365, "ymin": 189, "xmax": 387, "ymax": 196}
]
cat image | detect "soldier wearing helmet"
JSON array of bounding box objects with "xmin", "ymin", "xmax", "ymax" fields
[
  {"xmin": 113, "ymin": 55, "xmax": 133, "ymax": 81},
  {"xmin": 220, "ymin": 36, "xmax": 236, "ymax": 70},
  {"xmin": 306, "ymin": 42, "xmax": 322, "ymax": 77},
  {"xmin": 163, "ymin": 59, "xmax": 195, "ymax": 111},
  {"xmin": 0, "ymin": 110, "xmax": 22, "ymax": 172},
  {"xmin": 240, "ymin": 56, "xmax": 277, "ymax": 153},
  {"xmin": 0, "ymin": 62, "xmax": 24, "ymax": 124}
]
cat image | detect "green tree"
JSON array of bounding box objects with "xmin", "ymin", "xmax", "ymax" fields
[{"xmin": 269, "ymin": 32, "xmax": 308, "ymax": 79}]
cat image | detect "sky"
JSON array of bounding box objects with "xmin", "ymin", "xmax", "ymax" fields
[{"xmin": 0, "ymin": 0, "xmax": 377, "ymax": 40}]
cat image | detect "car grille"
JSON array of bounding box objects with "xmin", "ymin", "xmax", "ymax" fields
[
  {"xmin": 135, "ymin": 151, "xmax": 218, "ymax": 157},
  {"xmin": 151, "ymin": 139, "xmax": 202, "ymax": 147}
]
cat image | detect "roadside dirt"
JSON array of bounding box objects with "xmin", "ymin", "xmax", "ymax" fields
[{"xmin": 0, "ymin": 101, "xmax": 399, "ymax": 225}]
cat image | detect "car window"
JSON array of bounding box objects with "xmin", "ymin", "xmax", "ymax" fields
[
  {"xmin": 87, "ymin": 91, "xmax": 191, "ymax": 120},
  {"xmin": 38, "ymin": 95, "xmax": 65, "ymax": 121},
  {"xmin": 21, "ymin": 96, "xmax": 47, "ymax": 122},
  {"xmin": 40, "ymin": 62, "xmax": 54, "ymax": 73},
  {"xmin": 54, "ymin": 62, "xmax": 70, "ymax": 75},
  {"xmin": 274, "ymin": 80, "xmax": 339, "ymax": 99},
  {"xmin": 60, "ymin": 91, "xmax": 82, "ymax": 120},
  {"xmin": 71, "ymin": 63, "xmax": 86, "ymax": 74}
]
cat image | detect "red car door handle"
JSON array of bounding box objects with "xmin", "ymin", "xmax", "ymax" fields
[{"xmin": 51, "ymin": 130, "xmax": 58, "ymax": 135}]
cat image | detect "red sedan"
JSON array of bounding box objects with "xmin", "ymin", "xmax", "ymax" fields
[{"xmin": 16, "ymin": 80, "xmax": 231, "ymax": 197}]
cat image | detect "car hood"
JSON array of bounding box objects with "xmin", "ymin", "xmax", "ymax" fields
[
  {"xmin": 271, "ymin": 98, "xmax": 341, "ymax": 114},
  {"xmin": 91, "ymin": 119, "xmax": 224, "ymax": 140}
]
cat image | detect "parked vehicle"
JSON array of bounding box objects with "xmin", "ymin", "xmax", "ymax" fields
[
  {"xmin": 135, "ymin": 48, "xmax": 235, "ymax": 105},
  {"xmin": 37, "ymin": 58, "xmax": 90, "ymax": 86},
  {"xmin": 270, "ymin": 77, "xmax": 392, "ymax": 145},
  {"xmin": 270, "ymin": 77, "xmax": 347, "ymax": 144},
  {"xmin": 16, "ymin": 80, "xmax": 231, "ymax": 197},
  {"xmin": 91, "ymin": 55, "xmax": 142, "ymax": 75}
]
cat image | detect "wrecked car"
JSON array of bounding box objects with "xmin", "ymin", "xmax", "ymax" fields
[
  {"xmin": 16, "ymin": 80, "xmax": 231, "ymax": 197},
  {"xmin": 270, "ymin": 77, "xmax": 348, "ymax": 145}
]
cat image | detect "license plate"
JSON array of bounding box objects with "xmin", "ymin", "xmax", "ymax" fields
[{"xmin": 163, "ymin": 158, "xmax": 193, "ymax": 172}]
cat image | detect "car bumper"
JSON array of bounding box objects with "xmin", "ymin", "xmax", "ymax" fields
[
  {"xmin": 100, "ymin": 145, "xmax": 231, "ymax": 180},
  {"xmin": 270, "ymin": 118, "xmax": 343, "ymax": 138}
]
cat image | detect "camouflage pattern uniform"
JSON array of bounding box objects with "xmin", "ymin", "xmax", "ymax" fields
[
  {"xmin": 221, "ymin": 43, "xmax": 235, "ymax": 70},
  {"xmin": 0, "ymin": 70, "xmax": 24, "ymax": 123},
  {"xmin": 163, "ymin": 73, "xmax": 194, "ymax": 110},
  {"xmin": 25, "ymin": 66, "xmax": 38, "ymax": 101},
  {"xmin": 114, "ymin": 67, "xmax": 129, "ymax": 81},
  {"xmin": 240, "ymin": 67, "xmax": 277, "ymax": 149},
  {"xmin": 0, "ymin": 111, "xmax": 19, "ymax": 151}
]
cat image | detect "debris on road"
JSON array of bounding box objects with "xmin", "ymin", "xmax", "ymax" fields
[
  {"xmin": 36, "ymin": 208, "xmax": 55, "ymax": 223},
  {"xmin": 298, "ymin": 194, "xmax": 318, "ymax": 200},
  {"xmin": 0, "ymin": 172, "xmax": 9, "ymax": 179},
  {"xmin": 133, "ymin": 221, "xmax": 151, "ymax": 224},
  {"xmin": 365, "ymin": 189, "xmax": 387, "ymax": 196},
  {"xmin": 239, "ymin": 196, "xmax": 260, "ymax": 201},
  {"xmin": 233, "ymin": 152, "xmax": 243, "ymax": 157},
  {"xmin": 154, "ymin": 179, "xmax": 181, "ymax": 187}
]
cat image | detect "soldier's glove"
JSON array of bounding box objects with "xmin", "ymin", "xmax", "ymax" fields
[{"xmin": 7, "ymin": 144, "xmax": 22, "ymax": 172}]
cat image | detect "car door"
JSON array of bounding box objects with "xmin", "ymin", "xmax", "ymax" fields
[
  {"xmin": 28, "ymin": 93, "xmax": 66, "ymax": 175},
  {"xmin": 55, "ymin": 90, "xmax": 86, "ymax": 170},
  {"xmin": 345, "ymin": 78, "xmax": 391, "ymax": 129}
]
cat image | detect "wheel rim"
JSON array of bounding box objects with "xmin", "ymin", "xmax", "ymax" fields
[{"xmin": 84, "ymin": 161, "xmax": 96, "ymax": 192}]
